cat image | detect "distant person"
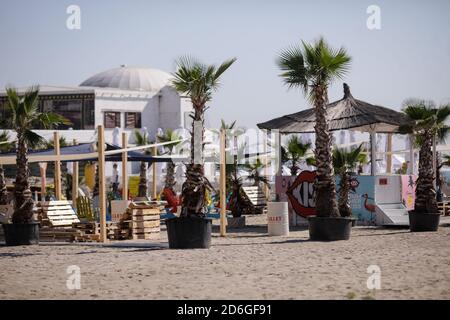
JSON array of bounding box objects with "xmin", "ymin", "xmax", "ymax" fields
[{"xmin": 112, "ymin": 163, "xmax": 119, "ymax": 194}]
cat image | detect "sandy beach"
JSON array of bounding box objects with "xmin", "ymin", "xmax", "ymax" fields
[{"xmin": 1, "ymin": 215, "xmax": 450, "ymax": 300}]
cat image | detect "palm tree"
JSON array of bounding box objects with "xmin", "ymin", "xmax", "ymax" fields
[
  {"xmin": 281, "ymin": 136, "xmax": 312, "ymax": 175},
  {"xmin": 0, "ymin": 131, "xmax": 12, "ymax": 205},
  {"xmin": 172, "ymin": 56, "xmax": 236, "ymax": 217},
  {"xmin": 43, "ymin": 136, "xmax": 69, "ymax": 149},
  {"xmin": 0, "ymin": 131, "xmax": 12, "ymax": 153},
  {"xmin": 134, "ymin": 130, "xmax": 152, "ymax": 197},
  {"xmin": 243, "ymin": 158, "xmax": 269, "ymax": 187},
  {"xmin": 5, "ymin": 86, "xmax": 69, "ymax": 223},
  {"xmin": 332, "ymin": 144, "xmax": 366, "ymax": 217},
  {"xmin": 401, "ymin": 99, "xmax": 450, "ymax": 213},
  {"xmin": 157, "ymin": 129, "xmax": 182, "ymax": 191},
  {"xmin": 277, "ymin": 37, "xmax": 351, "ymax": 217}
]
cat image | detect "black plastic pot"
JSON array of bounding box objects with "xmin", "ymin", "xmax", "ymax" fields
[
  {"xmin": 408, "ymin": 211, "xmax": 440, "ymax": 232},
  {"xmin": 308, "ymin": 216, "xmax": 352, "ymax": 241},
  {"xmin": 165, "ymin": 216, "xmax": 212, "ymax": 249},
  {"xmin": 2, "ymin": 223, "xmax": 40, "ymax": 246}
]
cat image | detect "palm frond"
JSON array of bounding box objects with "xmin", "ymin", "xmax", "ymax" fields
[
  {"xmin": 277, "ymin": 45, "xmax": 308, "ymax": 94},
  {"xmin": 35, "ymin": 112, "xmax": 71, "ymax": 129},
  {"xmin": 23, "ymin": 130, "xmax": 46, "ymax": 149}
]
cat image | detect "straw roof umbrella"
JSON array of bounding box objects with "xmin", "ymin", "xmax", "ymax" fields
[{"xmin": 257, "ymin": 83, "xmax": 411, "ymax": 175}]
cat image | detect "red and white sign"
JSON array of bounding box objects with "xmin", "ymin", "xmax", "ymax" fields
[{"xmin": 286, "ymin": 171, "xmax": 317, "ymax": 218}]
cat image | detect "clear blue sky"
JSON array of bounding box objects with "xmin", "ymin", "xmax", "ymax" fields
[{"xmin": 1, "ymin": 0, "xmax": 449, "ymax": 129}]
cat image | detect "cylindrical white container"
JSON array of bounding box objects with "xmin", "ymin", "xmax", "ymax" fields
[{"xmin": 267, "ymin": 202, "xmax": 289, "ymax": 236}]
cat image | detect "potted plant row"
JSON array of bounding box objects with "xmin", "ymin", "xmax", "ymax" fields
[{"xmin": 1, "ymin": 86, "xmax": 69, "ymax": 246}]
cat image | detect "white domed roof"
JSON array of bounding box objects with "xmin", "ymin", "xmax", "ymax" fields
[{"xmin": 80, "ymin": 65, "xmax": 172, "ymax": 92}]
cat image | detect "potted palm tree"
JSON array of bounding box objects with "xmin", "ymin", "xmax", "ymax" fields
[
  {"xmin": 281, "ymin": 136, "xmax": 312, "ymax": 176},
  {"xmin": 332, "ymin": 144, "xmax": 366, "ymax": 222},
  {"xmin": 308, "ymin": 144, "xmax": 366, "ymax": 221},
  {"xmin": 0, "ymin": 131, "xmax": 12, "ymax": 210},
  {"xmin": 168, "ymin": 56, "xmax": 236, "ymax": 249},
  {"xmin": 134, "ymin": 129, "xmax": 152, "ymax": 198},
  {"xmin": 277, "ymin": 37, "xmax": 352, "ymax": 241},
  {"xmin": 2, "ymin": 86, "xmax": 69, "ymax": 246},
  {"xmin": 401, "ymin": 99, "xmax": 450, "ymax": 232}
]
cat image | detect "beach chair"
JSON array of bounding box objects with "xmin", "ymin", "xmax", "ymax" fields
[
  {"xmin": 41, "ymin": 200, "xmax": 80, "ymax": 227},
  {"xmin": 76, "ymin": 196, "xmax": 95, "ymax": 221},
  {"xmin": 242, "ymin": 186, "xmax": 267, "ymax": 214}
]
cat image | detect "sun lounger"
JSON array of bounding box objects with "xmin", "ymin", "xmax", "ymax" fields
[
  {"xmin": 76, "ymin": 196, "xmax": 95, "ymax": 221},
  {"xmin": 41, "ymin": 200, "xmax": 80, "ymax": 227}
]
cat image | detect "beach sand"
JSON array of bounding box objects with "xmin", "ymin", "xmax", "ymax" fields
[{"xmin": 1, "ymin": 215, "xmax": 450, "ymax": 300}]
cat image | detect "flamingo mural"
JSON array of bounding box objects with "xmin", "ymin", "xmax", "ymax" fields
[
  {"xmin": 362, "ymin": 193, "xmax": 376, "ymax": 213},
  {"xmin": 361, "ymin": 193, "xmax": 377, "ymax": 224}
]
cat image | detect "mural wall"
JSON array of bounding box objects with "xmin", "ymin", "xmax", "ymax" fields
[
  {"xmin": 401, "ymin": 174, "xmax": 416, "ymax": 210},
  {"xmin": 276, "ymin": 172, "xmax": 417, "ymax": 226}
]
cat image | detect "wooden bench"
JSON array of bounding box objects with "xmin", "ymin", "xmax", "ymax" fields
[
  {"xmin": 242, "ymin": 186, "xmax": 267, "ymax": 214},
  {"xmin": 41, "ymin": 201, "xmax": 80, "ymax": 227}
]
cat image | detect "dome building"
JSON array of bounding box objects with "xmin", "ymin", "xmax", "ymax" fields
[{"xmin": 0, "ymin": 65, "xmax": 193, "ymax": 145}]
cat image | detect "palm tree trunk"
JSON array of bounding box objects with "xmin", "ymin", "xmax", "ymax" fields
[
  {"xmin": 12, "ymin": 134, "xmax": 34, "ymax": 224},
  {"xmin": 165, "ymin": 161, "xmax": 176, "ymax": 190},
  {"xmin": 138, "ymin": 161, "xmax": 148, "ymax": 197},
  {"xmin": 182, "ymin": 105, "xmax": 209, "ymax": 217},
  {"xmin": 338, "ymin": 173, "xmax": 351, "ymax": 217},
  {"xmin": 0, "ymin": 166, "xmax": 9, "ymax": 205},
  {"xmin": 414, "ymin": 132, "xmax": 438, "ymax": 213},
  {"xmin": 313, "ymin": 85, "xmax": 340, "ymax": 217}
]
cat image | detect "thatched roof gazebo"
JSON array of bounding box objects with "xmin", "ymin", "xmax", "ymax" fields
[{"xmin": 257, "ymin": 84, "xmax": 411, "ymax": 175}]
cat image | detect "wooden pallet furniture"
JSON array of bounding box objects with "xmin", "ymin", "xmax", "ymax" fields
[
  {"xmin": 437, "ymin": 201, "xmax": 450, "ymax": 216},
  {"xmin": 242, "ymin": 186, "xmax": 267, "ymax": 214},
  {"xmin": 39, "ymin": 227, "xmax": 84, "ymax": 242},
  {"xmin": 40, "ymin": 201, "xmax": 80, "ymax": 227},
  {"xmin": 119, "ymin": 202, "xmax": 162, "ymax": 240},
  {"xmin": 72, "ymin": 221, "xmax": 120, "ymax": 241}
]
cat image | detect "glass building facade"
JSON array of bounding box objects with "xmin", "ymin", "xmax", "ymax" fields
[{"xmin": 0, "ymin": 93, "xmax": 95, "ymax": 130}]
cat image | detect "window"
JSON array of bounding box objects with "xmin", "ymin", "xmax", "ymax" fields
[
  {"xmin": 83, "ymin": 99, "xmax": 95, "ymax": 129},
  {"xmin": 43, "ymin": 99, "xmax": 82, "ymax": 129},
  {"xmin": 125, "ymin": 112, "xmax": 142, "ymax": 129},
  {"xmin": 104, "ymin": 112, "xmax": 121, "ymax": 128}
]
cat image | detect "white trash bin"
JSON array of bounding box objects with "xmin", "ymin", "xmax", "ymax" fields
[{"xmin": 267, "ymin": 202, "xmax": 289, "ymax": 236}]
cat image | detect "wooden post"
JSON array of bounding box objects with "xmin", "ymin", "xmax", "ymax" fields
[
  {"xmin": 386, "ymin": 133, "xmax": 393, "ymax": 174},
  {"xmin": 72, "ymin": 139, "xmax": 79, "ymax": 209},
  {"xmin": 370, "ymin": 131, "xmax": 377, "ymax": 176},
  {"xmin": 263, "ymin": 130, "xmax": 270, "ymax": 200},
  {"xmin": 219, "ymin": 129, "xmax": 227, "ymax": 237},
  {"xmin": 276, "ymin": 131, "xmax": 282, "ymax": 177},
  {"xmin": 152, "ymin": 146, "xmax": 157, "ymax": 200},
  {"xmin": 39, "ymin": 163, "xmax": 47, "ymax": 201},
  {"xmin": 122, "ymin": 132, "xmax": 128, "ymax": 201},
  {"xmin": 98, "ymin": 125, "xmax": 107, "ymax": 243},
  {"xmin": 54, "ymin": 132, "xmax": 62, "ymax": 200}
]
